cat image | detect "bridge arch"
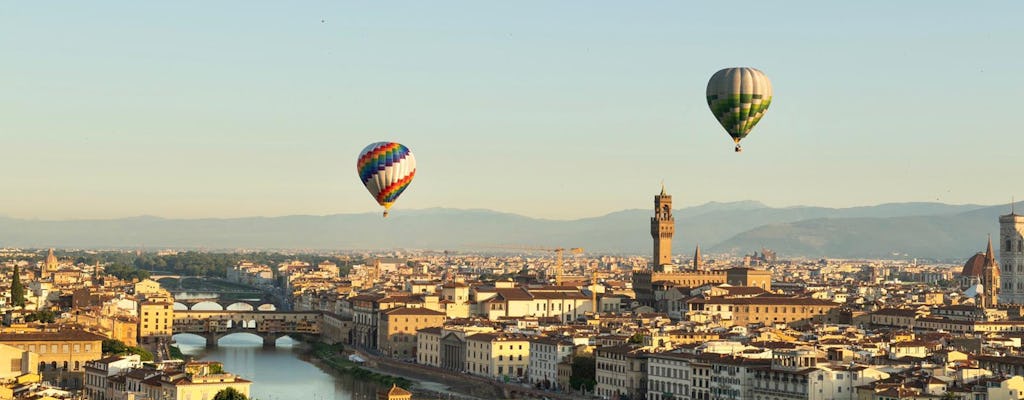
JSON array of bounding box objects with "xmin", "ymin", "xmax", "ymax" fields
[
  {"xmin": 225, "ymin": 302, "xmax": 255, "ymax": 311},
  {"xmin": 257, "ymin": 304, "xmax": 277, "ymax": 311},
  {"xmin": 173, "ymin": 302, "xmax": 189, "ymax": 311},
  {"xmin": 173, "ymin": 311, "xmax": 325, "ymax": 348},
  {"xmin": 190, "ymin": 301, "xmax": 224, "ymax": 311}
]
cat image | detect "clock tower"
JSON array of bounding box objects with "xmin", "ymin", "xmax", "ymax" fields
[{"xmin": 651, "ymin": 185, "xmax": 674, "ymax": 272}]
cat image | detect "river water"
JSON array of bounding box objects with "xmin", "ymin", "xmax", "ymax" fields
[{"xmin": 173, "ymin": 334, "xmax": 383, "ymax": 400}]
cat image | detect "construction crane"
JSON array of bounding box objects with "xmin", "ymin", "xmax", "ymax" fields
[{"xmin": 472, "ymin": 245, "xmax": 583, "ymax": 286}]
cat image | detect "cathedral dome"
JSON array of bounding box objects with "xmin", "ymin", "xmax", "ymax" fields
[{"xmin": 961, "ymin": 252, "xmax": 986, "ymax": 277}]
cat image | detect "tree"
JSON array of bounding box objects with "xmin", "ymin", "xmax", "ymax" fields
[
  {"xmin": 103, "ymin": 339, "xmax": 129, "ymax": 355},
  {"xmin": 627, "ymin": 332, "xmax": 645, "ymax": 344},
  {"xmin": 213, "ymin": 387, "xmax": 247, "ymax": 400},
  {"xmin": 570, "ymin": 355, "xmax": 596, "ymax": 392},
  {"xmin": 25, "ymin": 310, "xmax": 56, "ymax": 323},
  {"xmin": 10, "ymin": 265, "xmax": 25, "ymax": 308},
  {"xmin": 102, "ymin": 339, "xmax": 153, "ymax": 361}
]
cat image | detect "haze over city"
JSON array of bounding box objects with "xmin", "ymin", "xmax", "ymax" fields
[
  {"xmin": 8, "ymin": 3, "xmax": 1024, "ymax": 400},
  {"xmin": 4, "ymin": 1, "xmax": 1024, "ymax": 220}
]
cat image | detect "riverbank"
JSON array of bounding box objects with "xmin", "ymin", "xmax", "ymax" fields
[
  {"xmin": 308, "ymin": 342, "xmax": 413, "ymax": 389},
  {"xmin": 308, "ymin": 343, "xmax": 491, "ymax": 400},
  {"xmin": 175, "ymin": 335, "xmax": 381, "ymax": 399}
]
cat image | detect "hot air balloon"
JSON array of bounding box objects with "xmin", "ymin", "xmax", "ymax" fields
[
  {"xmin": 356, "ymin": 141, "xmax": 416, "ymax": 217},
  {"xmin": 706, "ymin": 67, "xmax": 773, "ymax": 152}
]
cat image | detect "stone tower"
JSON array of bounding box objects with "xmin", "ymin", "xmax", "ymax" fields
[
  {"xmin": 981, "ymin": 236, "xmax": 1001, "ymax": 308},
  {"xmin": 1000, "ymin": 209, "xmax": 1024, "ymax": 304},
  {"xmin": 693, "ymin": 244, "xmax": 704, "ymax": 271},
  {"xmin": 651, "ymin": 185, "xmax": 674, "ymax": 272}
]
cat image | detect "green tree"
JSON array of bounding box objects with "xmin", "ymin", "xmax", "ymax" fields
[
  {"xmin": 627, "ymin": 332, "xmax": 645, "ymax": 344},
  {"xmin": 570, "ymin": 355, "xmax": 596, "ymax": 392},
  {"xmin": 102, "ymin": 339, "xmax": 153, "ymax": 361},
  {"xmin": 213, "ymin": 387, "xmax": 247, "ymax": 400},
  {"xmin": 25, "ymin": 310, "xmax": 56, "ymax": 323},
  {"xmin": 10, "ymin": 265, "xmax": 26, "ymax": 308},
  {"xmin": 103, "ymin": 339, "xmax": 129, "ymax": 355}
]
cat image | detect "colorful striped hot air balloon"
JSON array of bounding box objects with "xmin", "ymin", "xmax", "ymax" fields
[
  {"xmin": 356, "ymin": 141, "xmax": 416, "ymax": 217},
  {"xmin": 706, "ymin": 67, "xmax": 773, "ymax": 152}
]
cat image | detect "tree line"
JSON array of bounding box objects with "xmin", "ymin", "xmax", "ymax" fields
[{"xmin": 43, "ymin": 250, "xmax": 358, "ymax": 278}]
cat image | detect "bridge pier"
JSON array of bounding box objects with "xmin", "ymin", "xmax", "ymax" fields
[
  {"xmin": 204, "ymin": 333, "xmax": 219, "ymax": 348},
  {"xmin": 262, "ymin": 335, "xmax": 277, "ymax": 348}
]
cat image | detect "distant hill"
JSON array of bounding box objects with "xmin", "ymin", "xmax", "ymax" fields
[
  {"xmin": 0, "ymin": 201, "xmax": 998, "ymax": 259},
  {"xmin": 709, "ymin": 205, "xmax": 1005, "ymax": 260}
]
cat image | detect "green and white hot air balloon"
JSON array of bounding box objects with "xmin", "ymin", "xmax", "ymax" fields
[{"xmin": 706, "ymin": 67, "xmax": 773, "ymax": 152}]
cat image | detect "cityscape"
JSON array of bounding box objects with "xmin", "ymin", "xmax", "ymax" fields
[
  {"xmin": 4, "ymin": 2, "xmax": 1024, "ymax": 400},
  {"xmin": 2, "ymin": 189, "xmax": 1024, "ymax": 399}
]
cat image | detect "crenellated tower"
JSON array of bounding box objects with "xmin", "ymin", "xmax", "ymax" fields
[{"xmin": 651, "ymin": 184, "xmax": 674, "ymax": 272}]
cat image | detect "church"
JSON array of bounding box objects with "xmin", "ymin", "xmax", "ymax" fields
[{"xmin": 959, "ymin": 237, "xmax": 1000, "ymax": 308}]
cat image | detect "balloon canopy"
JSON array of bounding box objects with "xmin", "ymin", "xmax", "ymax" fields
[
  {"xmin": 706, "ymin": 67, "xmax": 773, "ymax": 152},
  {"xmin": 356, "ymin": 141, "xmax": 416, "ymax": 217}
]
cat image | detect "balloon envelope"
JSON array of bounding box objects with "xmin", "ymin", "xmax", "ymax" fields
[
  {"xmin": 706, "ymin": 67, "xmax": 773, "ymax": 145},
  {"xmin": 356, "ymin": 142, "xmax": 416, "ymax": 215}
]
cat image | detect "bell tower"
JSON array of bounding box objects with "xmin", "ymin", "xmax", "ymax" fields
[
  {"xmin": 1000, "ymin": 205, "xmax": 1024, "ymax": 304},
  {"xmin": 651, "ymin": 184, "xmax": 674, "ymax": 272},
  {"xmin": 981, "ymin": 236, "xmax": 1000, "ymax": 308}
]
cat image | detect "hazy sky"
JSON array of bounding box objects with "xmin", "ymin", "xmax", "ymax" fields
[{"xmin": 2, "ymin": 1, "xmax": 1022, "ymax": 220}]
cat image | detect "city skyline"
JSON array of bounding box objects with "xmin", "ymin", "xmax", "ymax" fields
[{"xmin": 3, "ymin": 1, "xmax": 1023, "ymax": 220}]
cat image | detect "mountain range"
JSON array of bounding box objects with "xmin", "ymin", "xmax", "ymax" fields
[{"xmin": 0, "ymin": 201, "xmax": 1010, "ymax": 260}]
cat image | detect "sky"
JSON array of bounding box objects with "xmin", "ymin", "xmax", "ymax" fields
[{"xmin": 2, "ymin": 1, "xmax": 1023, "ymax": 220}]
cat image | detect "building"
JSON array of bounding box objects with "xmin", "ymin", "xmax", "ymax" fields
[
  {"xmin": 41, "ymin": 248, "xmax": 59, "ymax": 279},
  {"xmin": 595, "ymin": 344, "xmax": 647, "ymax": 400},
  {"xmin": 0, "ymin": 343, "xmax": 38, "ymax": 381},
  {"xmin": 83, "ymin": 354, "xmax": 144, "ymax": 400},
  {"xmin": 687, "ymin": 296, "xmax": 839, "ymax": 327},
  {"xmin": 440, "ymin": 281, "xmax": 471, "ymax": 318},
  {"xmin": 476, "ymin": 286, "xmax": 592, "ymax": 322},
  {"xmin": 527, "ymin": 336, "xmax": 574, "ymax": 390},
  {"xmin": 634, "ymin": 189, "xmax": 772, "ymax": 309},
  {"xmin": 747, "ymin": 348, "xmax": 889, "ymax": 400},
  {"xmin": 646, "ymin": 352, "xmax": 771, "ymax": 400},
  {"xmin": 0, "ymin": 330, "xmax": 105, "ymax": 389},
  {"xmin": 416, "ymin": 327, "xmax": 443, "ymax": 367},
  {"xmin": 139, "ymin": 362, "xmax": 252, "ymax": 400},
  {"xmin": 962, "ymin": 238, "xmax": 1001, "ymax": 307},
  {"xmin": 378, "ymin": 383, "xmax": 413, "ymax": 400},
  {"xmin": 138, "ymin": 295, "xmax": 174, "ymax": 346},
  {"xmin": 133, "ymin": 279, "xmax": 164, "ymax": 297},
  {"xmin": 652, "ymin": 184, "xmax": 675, "ymax": 272},
  {"xmin": 465, "ymin": 333, "xmax": 531, "ymax": 381},
  {"xmin": 378, "ymin": 307, "xmax": 445, "ymax": 359},
  {"xmin": 1000, "ymin": 210, "xmax": 1024, "ymax": 304}
]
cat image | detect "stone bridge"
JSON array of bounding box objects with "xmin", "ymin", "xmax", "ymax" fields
[
  {"xmin": 172, "ymin": 298, "xmax": 277, "ymax": 311},
  {"xmin": 172, "ymin": 310, "xmax": 350, "ymax": 348}
]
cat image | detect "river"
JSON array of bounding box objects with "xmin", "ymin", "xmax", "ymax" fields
[{"xmin": 173, "ymin": 333, "xmax": 384, "ymax": 400}]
